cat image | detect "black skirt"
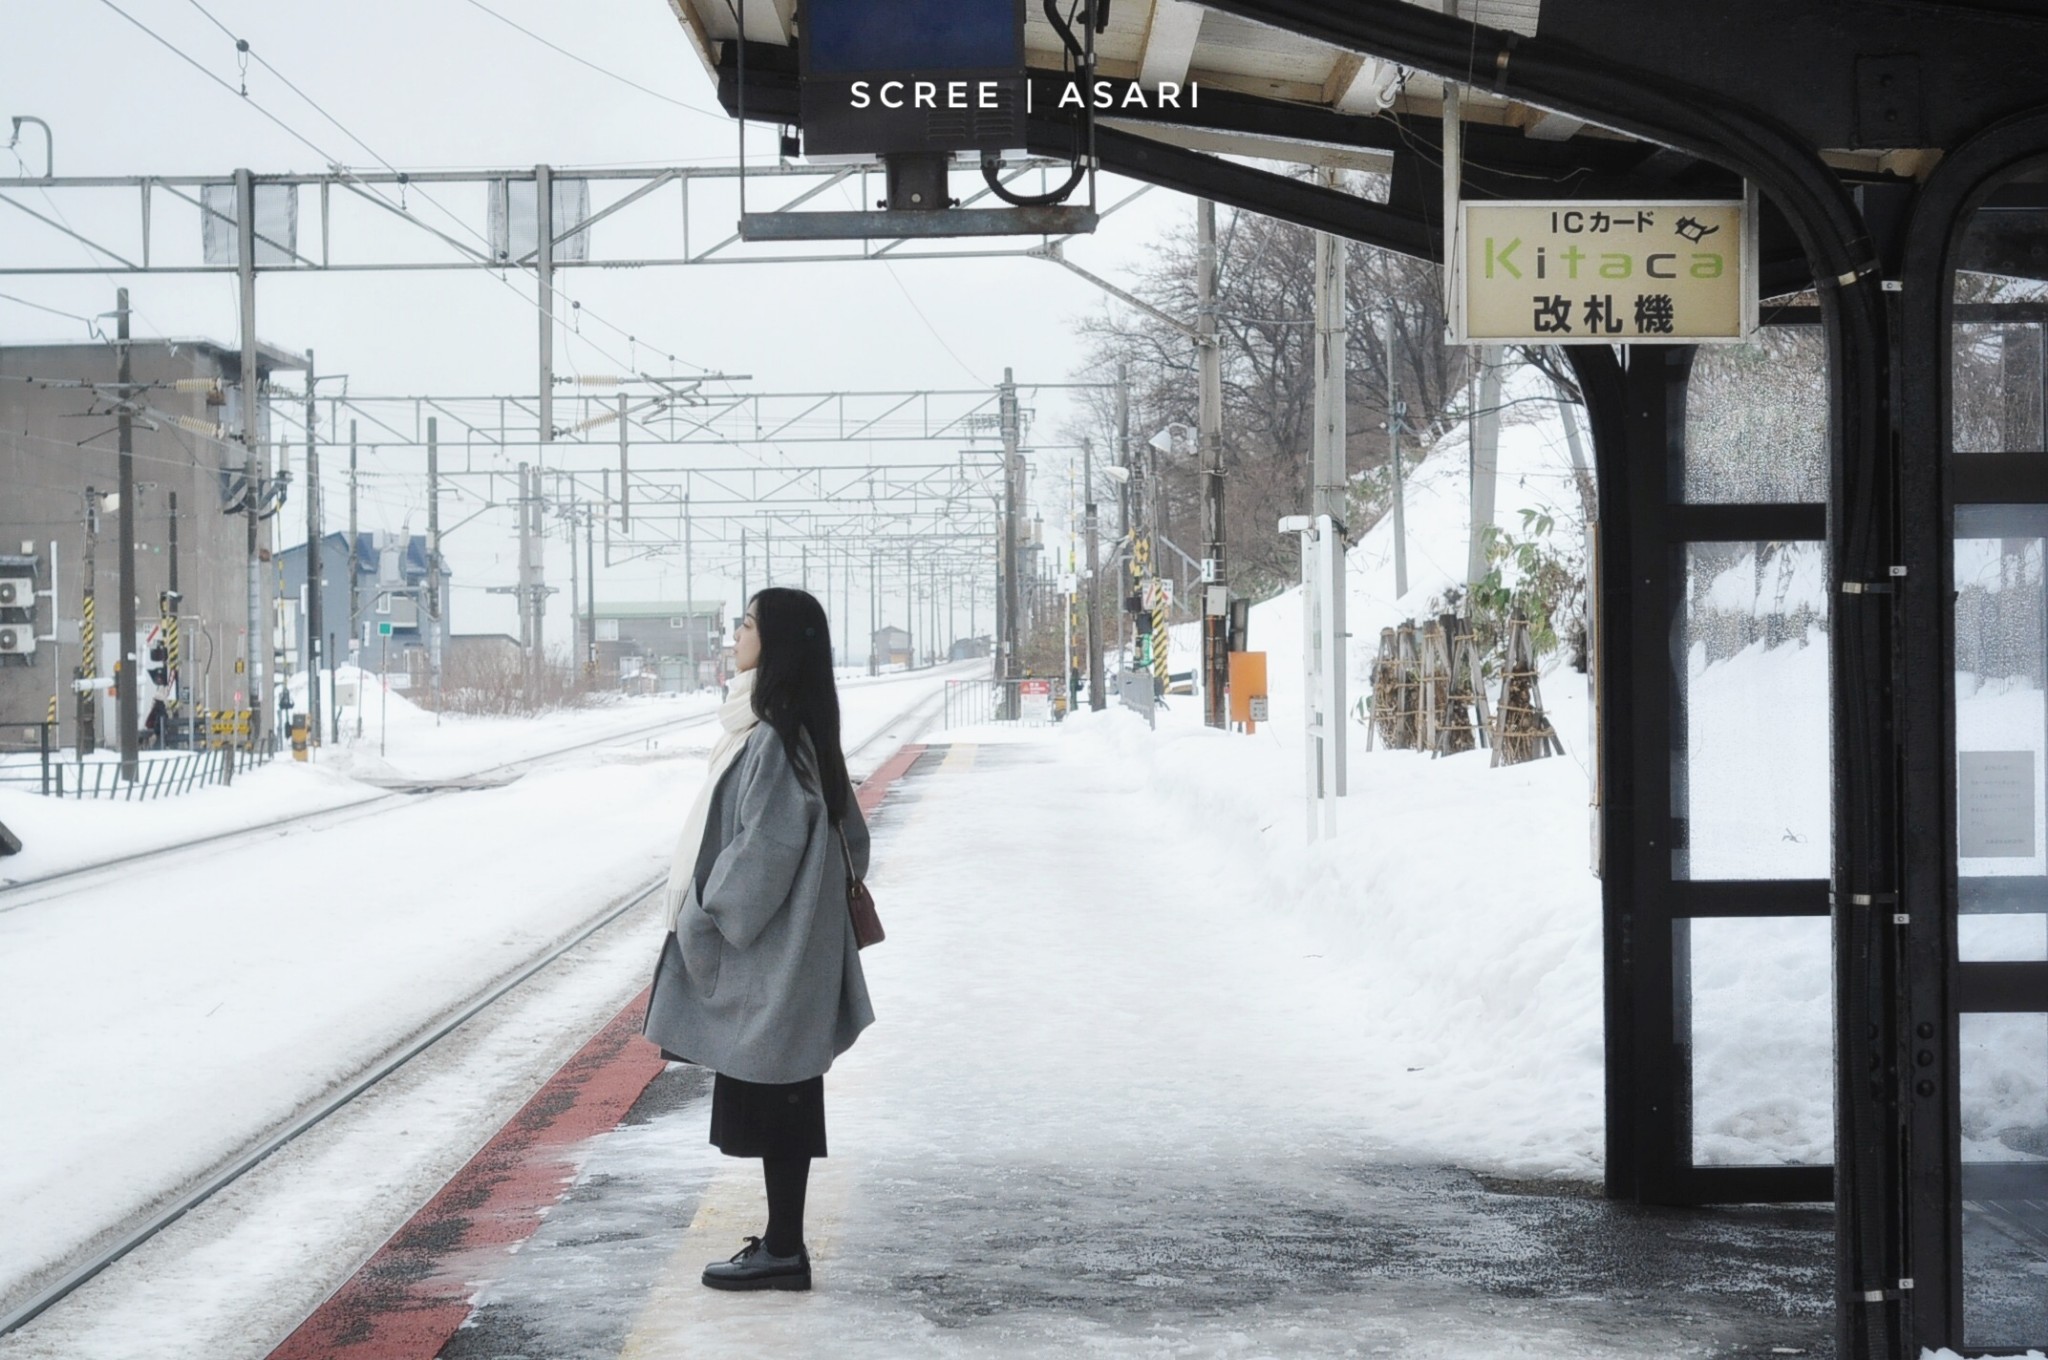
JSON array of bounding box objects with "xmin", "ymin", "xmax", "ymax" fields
[{"xmin": 709, "ymin": 1071, "xmax": 828, "ymax": 1158}]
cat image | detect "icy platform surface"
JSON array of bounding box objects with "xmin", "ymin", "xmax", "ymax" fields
[{"xmin": 444, "ymin": 739, "xmax": 1832, "ymax": 1359}]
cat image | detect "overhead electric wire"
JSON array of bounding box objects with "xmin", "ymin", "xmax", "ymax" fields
[
  {"xmin": 451, "ymin": 0, "xmax": 725, "ymax": 121},
  {"xmin": 0, "ymin": 291, "xmax": 93, "ymax": 325},
  {"xmin": 96, "ymin": 0, "xmax": 717, "ymax": 396}
]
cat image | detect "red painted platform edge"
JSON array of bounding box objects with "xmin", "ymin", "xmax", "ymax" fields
[
  {"xmin": 268, "ymin": 742, "xmax": 932, "ymax": 1360},
  {"xmin": 859, "ymin": 742, "xmax": 925, "ymax": 817}
]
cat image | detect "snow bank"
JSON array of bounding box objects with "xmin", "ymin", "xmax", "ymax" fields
[{"xmin": 1135, "ymin": 368, "xmax": 1846, "ymax": 1173}]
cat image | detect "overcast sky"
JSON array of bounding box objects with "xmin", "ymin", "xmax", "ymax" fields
[{"xmin": 0, "ymin": 0, "xmax": 1190, "ymax": 648}]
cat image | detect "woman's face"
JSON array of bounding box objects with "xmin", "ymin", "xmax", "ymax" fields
[{"xmin": 735, "ymin": 608, "xmax": 761, "ymax": 672}]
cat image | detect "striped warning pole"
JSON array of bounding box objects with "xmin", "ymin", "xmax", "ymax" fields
[
  {"xmin": 78, "ymin": 588, "xmax": 97, "ymax": 754},
  {"xmin": 1151, "ymin": 605, "xmax": 1169, "ymax": 689},
  {"xmin": 163, "ymin": 608, "xmax": 181, "ymax": 739}
]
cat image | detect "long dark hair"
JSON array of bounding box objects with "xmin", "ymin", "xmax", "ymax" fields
[{"xmin": 748, "ymin": 587, "xmax": 851, "ymax": 824}]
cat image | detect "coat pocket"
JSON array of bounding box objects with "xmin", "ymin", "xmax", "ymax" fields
[{"xmin": 678, "ymin": 901, "xmax": 725, "ymax": 996}]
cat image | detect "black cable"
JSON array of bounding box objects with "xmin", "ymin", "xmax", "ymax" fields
[{"xmin": 988, "ymin": 0, "xmax": 1095, "ymax": 208}]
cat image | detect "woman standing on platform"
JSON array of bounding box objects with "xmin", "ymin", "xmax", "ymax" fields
[{"xmin": 643, "ymin": 586, "xmax": 873, "ymax": 1292}]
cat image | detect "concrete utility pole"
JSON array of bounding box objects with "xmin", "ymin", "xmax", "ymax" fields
[
  {"xmin": 536, "ymin": 164, "xmax": 554, "ymax": 476},
  {"xmin": 348, "ymin": 421, "xmax": 360, "ymax": 669},
  {"xmin": 1467, "ymin": 348, "xmax": 1504, "ymax": 590},
  {"xmin": 1083, "ymin": 436, "xmax": 1104, "ymax": 711},
  {"xmin": 867, "ymin": 549, "xmax": 879, "ymax": 676},
  {"xmin": 1312, "ymin": 181, "xmax": 1348, "ymax": 793},
  {"xmin": 566, "ymin": 491, "xmax": 580, "ymax": 682},
  {"xmin": 236, "ymin": 167, "xmax": 264, "ymax": 751},
  {"xmin": 515, "ymin": 459, "xmax": 533, "ymax": 665},
  {"xmin": 740, "ymin": 525, "xmax": 749, "ymax": 607},
  {"xmin": 584, "ymin": 502, "xmax": 596, "ymax": 683},
  {"xmin": 683, "ymin": 487, "xmax": 695, "ymax": 689},
  {"xmin": 999, "ymin": 368, "xmax": 1021, "ymax": 713},
  {"xmin": 904, "ymin": 542, "xmax": 915, "ymax": 669},
  {"xmin": 304, "ymin": 349, "xmax": 322, "ymax": 747},
  {"xmin": 426, "ymin": 417, "xmax": 442, "ymax": 711},
  {"xmin": 1197, "ymin": 199, "xmax": 1227, "ymax": 728},
  {"xmin": 617, "ymin": 394, "xmax": 629, "ymax": 531},
  {"xmin": 115, "ymin": 289, "xmax": 139, "ymax": 781},
  {"xmin": 1385, "ymin": 305, "xmax": 1409, "ymax": 599},
  {"xmin": 166, "ymin": 490, "xmax": 183, "ymax": 747},
  {"xmin": 527, "ymin": 463, "xmax": 546, "ymax": 689},
  {"xmin": 1117, "ymin": 361, "xmax": 1134, "ymax": 670}
]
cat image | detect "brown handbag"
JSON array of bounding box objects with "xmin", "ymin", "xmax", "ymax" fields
[{"xmin": 836, "ymin": 824, "xmax": 885, "ymax": 949}]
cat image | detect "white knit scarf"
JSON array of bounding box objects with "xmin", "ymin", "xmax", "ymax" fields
[{"xmin": 664, "ymin": 667, "xmax": 759, "ymax": 930}]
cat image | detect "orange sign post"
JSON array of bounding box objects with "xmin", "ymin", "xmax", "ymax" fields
[{"xmin": 1227, "ymin": 651, "xmax": 1268, "ymax": 733}]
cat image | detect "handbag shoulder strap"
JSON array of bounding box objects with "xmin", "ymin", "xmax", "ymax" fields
[{"xmin": 834, "ymin": 822, "xmax": 860, "ymax": 882}]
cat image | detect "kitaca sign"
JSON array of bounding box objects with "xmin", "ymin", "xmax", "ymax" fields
[{"xmin": 1455, "ymin": 198, "xmax": 1756, "ymax": 345}]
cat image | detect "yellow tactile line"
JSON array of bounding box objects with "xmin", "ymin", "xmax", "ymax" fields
[{"xmin": 617, "ymin": 747, "xmax": 975, "ymax": 1352}]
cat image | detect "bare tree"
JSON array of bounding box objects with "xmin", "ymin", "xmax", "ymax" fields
[{"xmin": 1072, "ymin": 184, "xmax": 1474, "ymax": 596}]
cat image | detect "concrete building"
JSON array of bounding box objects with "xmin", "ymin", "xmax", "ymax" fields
[
  {"xmin": 0, "ymin": 337, "xmax": 304, "ymax": 750},
  {"xmin": 592, "ymin": 602, "xmax": 726, "ymax": 692},
  {"xmin": 873, "ymin": 625, "xmax": 912, "ymax": 667},
  {"xmin": 274, "ymin": 532, "xmax": 451, "ymax": 694}
]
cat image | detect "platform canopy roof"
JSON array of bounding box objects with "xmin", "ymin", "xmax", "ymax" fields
[{"xmin": 659, "ymin": 0, "xmax": 2048, "ymax": 295}]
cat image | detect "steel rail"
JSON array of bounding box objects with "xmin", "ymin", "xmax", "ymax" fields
[
  {"xmin": 0, "ymin": 705, "xmax": 725, "ymax": 905},
  {"xmin": 0, "ymin": 678, "xmax": 950, "ymax": 1338}
]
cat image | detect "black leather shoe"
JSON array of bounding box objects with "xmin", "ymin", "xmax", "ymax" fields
[{"xmin": 702, "ymin": 1236, "xmax": 811, "ymax": 1291}]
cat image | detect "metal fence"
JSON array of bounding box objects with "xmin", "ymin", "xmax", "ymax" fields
[
  {"xmin": 940, "ymin": 678, "xmax": 1063, "ymax": 730},
  {"xmin": 0, "ymin": 720, "xmax": 270, "ymax": 800}
]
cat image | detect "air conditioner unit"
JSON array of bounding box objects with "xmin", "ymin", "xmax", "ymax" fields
[
  {"xmin": 0, "ymin": 623, "xmax": 35, "ymax": 657},
  {"xmin": 0, "ymin": 573, "xmax": 32, "ymax": 611}
]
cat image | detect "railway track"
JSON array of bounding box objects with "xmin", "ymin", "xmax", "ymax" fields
[
  {"xmin": 0, "ymin": 680, "xmax": 948, "ymax": 1340},
  {"xmin": 0, "ymin": 702, "xmax": 730, "ymax": 908}
]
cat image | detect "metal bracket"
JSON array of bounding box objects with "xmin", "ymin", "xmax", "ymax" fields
[
  {"xmin": 1841, "ymin": 581, "xmax": 1895, "ymax": 595},
  {"xmin": 1891, "ymin": 913, "xmax": 1911, "ymax": 925}
]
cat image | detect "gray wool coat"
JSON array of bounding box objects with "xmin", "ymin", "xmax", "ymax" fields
[{"xmin": 642, "ymin": 723, "xmax": 874, "ymax": 1085}]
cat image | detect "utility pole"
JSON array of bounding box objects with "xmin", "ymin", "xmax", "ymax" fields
[
  {"xmin": 1197, "ymin": 198, "xmax": 1227, "ymax": 729},
  {"xmin": 584, "ymin": 502, "xmax": 596, "ymax": 684},
  {"xmin": 999, "ymin": 368, "xmax": 1020, "ymax": 714},
  {"xmin": 567, "ymin": 490, "xmax": 580, "ymax": 686},
  {"xmin": 236, "ymin": 167, "xmax": 265, "ymax": 753},
  {"xmin": 167, "ymin": 491, "xmax": 182, "ymax": 747},
  {"xmin": 1312, "ymin": 177, "xmax": 1348, "ymax": 793},
  {"xmin": 426, "ymin": 416, "xmax": 442, "ymax": 711},
  {"xmin": 683, "ymin": 486, "xmax": 695, "ymax": 689},
  {"xmin": 515, "ymin": 460, "xmax": 533, "ymax": 666},
  {"xmin": 740, "ymin": 525, "xmax": 749, "ymax": 607},
  {"xmin": 1467, "ymin": 347, "xmax": 1504, "ymax": 590},
  {"xmin": 304, "ymin": 349, "xmax": 322, "ymax": 747},
  {"xmin": 533, "ymin": 164, "xmax": 556, "ymax": 702},
  {"xmin": 115, "ymin": 288, "xmax": 139, "ymax": 781},
  {"xmin": 904, "ymin": 542, "xmax": 915, "ymax": 669},
  {"xmin": 536, "ymin": 164, "xmax": 554, "ymax": 477},
  {"xmin": 1117, "ymin": 360, "xmax": 1134, "ymax": 672},
  {"xmin": 1385, "ymin": 306, "xmax": 1409, "ymax": 599},
  {"xmin": 348, "ymin": 421, "xmax": 360, "ymax": 676},
  {"xmin": 868, "ymin": 549, "xmax": 878, "ymax": 676},
  {"xmin": 1083, "ymin": 436, "xmax": 1104, "ymax": 711},
  {"xmin": 617, "ymin": 393, "xmax": 629, "ymax": 531},
  {"xmin": 527, "ymin": 463, "xmax": 546, "ymax": 691}
]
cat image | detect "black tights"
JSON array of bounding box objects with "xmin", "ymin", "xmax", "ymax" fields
[{"xmin": 762, "ymin": 1156, "xmax": 811, "ymax": 1257}]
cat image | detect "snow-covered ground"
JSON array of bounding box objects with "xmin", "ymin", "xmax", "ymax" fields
[
  {"xmin": 1209, "ymin": 386, "xmax": 1841, "ymax": 1173},
  {"xmin": 0, "ymin": 663, "xmax": 964, "ymax": 1329}
]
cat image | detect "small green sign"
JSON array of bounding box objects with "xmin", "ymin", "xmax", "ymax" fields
[{"xmin": 378, "ymin": 621, "xmax": 393, "ymax": 637}]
